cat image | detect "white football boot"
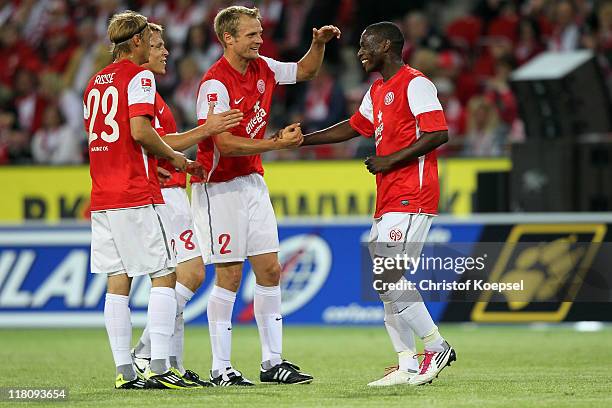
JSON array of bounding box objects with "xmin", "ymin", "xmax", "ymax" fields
[
  {"xmin": 408, "ymin": 342, "xmax": 456, "ymax": 386},
  {"xmin": 367, "ymin": 365, "xmax": 417, "ymax": 387}
]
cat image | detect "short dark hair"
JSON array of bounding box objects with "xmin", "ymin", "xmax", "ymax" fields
[{"xmin": 365, "ymin": 22, "xmax": 404, "ymax": 56}]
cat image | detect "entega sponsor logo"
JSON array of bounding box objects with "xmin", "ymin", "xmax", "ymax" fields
[{"xmin": 246, "ymin": 101, "xmax": 267, "ymax": 138}]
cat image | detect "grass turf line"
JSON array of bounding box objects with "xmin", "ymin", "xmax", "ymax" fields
[{"xmin": 1, "ymin": 325, "xmax": 611, "ymax": 407}]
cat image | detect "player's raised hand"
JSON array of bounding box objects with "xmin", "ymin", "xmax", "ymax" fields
[
  {"xmin": 312, "ymin": 25, "xmax": 341, "ymax": 44},
  {"xmin": 185, "ymin": 159, "xmax": 205, "ymax": 179},
  {"xmin": 204, "ymin": 102, "xmax": 243, "ymax": 136},
  {"xmin": 365, "ymin": 155, "xmax": 394, "ymax": 174},
  {"xmin": 156, "ymin": 166, "xmax": 171, "ymax": 187},
  {"xmin": 277, "ymin": 123, "xmax": 303, "ymax": 148},
  {"xmin": 169, "ymin": 151, "xmax": 187, "ymax": 172}
]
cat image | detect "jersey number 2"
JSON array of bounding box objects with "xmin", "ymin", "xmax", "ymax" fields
[
  {"xmin": 219, "ymin": 234, "xmax": 232, "ymax": 254},
  {"xmin": 85, "ymin": 86, "xmax": 120, "ymax": 144}
]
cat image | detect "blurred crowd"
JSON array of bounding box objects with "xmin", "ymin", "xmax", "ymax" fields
[{"xmin": 1, "ymin": 0, "xmax": 611, "ymax": 165}]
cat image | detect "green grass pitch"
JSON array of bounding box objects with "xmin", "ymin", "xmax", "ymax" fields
[{"xmin": 1, "ymin": 324, "xmax": 611, "ymax": 407}]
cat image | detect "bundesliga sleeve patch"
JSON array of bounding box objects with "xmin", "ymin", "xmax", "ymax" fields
[
  {"xmin": 141, "ymin": 77, "xmax": 152, "ymax": 92},
  {"xmin": 207, "ymin": 93, "xmax": 218, "ymax": 102}
]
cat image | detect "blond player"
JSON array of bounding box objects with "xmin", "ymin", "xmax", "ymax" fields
[{"xmin": 131, "ymin": 22, "xmax": 242, "ymax": 387}]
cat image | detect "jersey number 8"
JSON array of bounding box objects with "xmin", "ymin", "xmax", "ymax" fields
[{"xmin": 85, "ymin": 86, "xmax": 120, "ymax": 144}]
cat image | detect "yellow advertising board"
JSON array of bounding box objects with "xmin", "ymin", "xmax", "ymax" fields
[
  {"xmin": 0, "ymin": 158, "xmax": 511, "ymax": 221},
  {"xmin": 1, "ymin": 166, "xmax": 91, "ymax": 222}
]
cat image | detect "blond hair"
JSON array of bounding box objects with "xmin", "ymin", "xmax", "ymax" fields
[
  {"xmin": 148, "ymin": 22, "xmax": 164, "ymax": 34},
  {"xmin": 108, "ymin": 10, "xmax": 149, "ymax": 60},
  {"xmin": 213, "ymin": 6, "xmax": 261, "ymax": 47}
]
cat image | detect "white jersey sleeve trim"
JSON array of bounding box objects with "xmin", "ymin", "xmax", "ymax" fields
[
  {"xmin": 127, "ymin": 70, "xmax": 156, "ymax": 106},
  {"xmin": 358, "ymin": 85, "xmax": 374, "ymax": 123},
  {"xmin": 260, "ymin": 55, "xmax": 297, "ymax": 85},
  {"xmin": 196, "ymin": 79, "xmax": 231, "ymax": 120},
  {"xmin": 407, "ymin": 76, "xmax": 443, "ymax": 116}
]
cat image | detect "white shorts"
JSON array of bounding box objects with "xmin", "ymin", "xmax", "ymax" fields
[
  {"xmin": 91, "ymin": 204, "xmax": 176, "ymax": 278},
  {"xmin": 157, "ymin": 187, "xmax": 201, "ymax": 264},
  {"xmin": 369, "ymin": 212, "xmax": 433, "ymax": 259},
  {"xmin": 192, "ymin": 173, "xmax": 279, "ymax": 265}
]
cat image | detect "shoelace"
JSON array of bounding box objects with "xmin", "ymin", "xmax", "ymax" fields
[
  {"xmin": 414, "ymin": 351, "xmax": 436, "ymax": 375},
  {"xmin": 280, "ymin": 360, "xmax": 300, "ymax": 371},
  {"xmin": 384, "ymin": 365, "xmax": 399, "ymax": 376}
]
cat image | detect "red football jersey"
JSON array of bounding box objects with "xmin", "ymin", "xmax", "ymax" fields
[
  {"xmin": 84, "ymin": 60, "xmax": 164, "ymax": 211},
  {"xmin": 154, "ymin": 92, "xmax": 186, "ymax": 189},
  {"xmin": 192, "ymin": 55, "xmax": 297, "ymax": 183},
  {"xmin": 349, "ymin": 66, "xmax": 448, "ymax": 218}
]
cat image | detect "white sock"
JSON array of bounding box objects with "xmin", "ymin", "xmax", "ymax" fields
[
  {"xmin": 254, "ymin": 284, "xmax": 283, "ymax": 368},
  {"xmin": 170, "ymin": 282, "xmax": 194, "ymax": 375},
  {"xmin": 379, "ymin": 283, "xmax": 445, "ymax": 352},
  {"xmin": 383, "ymin": 303, "xmax": 418, "ymax": 372},
  {"xmin": 402, "ymin": 303, "xmax": 445, "ymax": 352},
  {"xmin": 207, "ymin": 285, "xmax": 236, "ymax": 374},
  {"xmin": 148, "ymin": 287, "xmax": 177, "ymax": 373},
  {"xmin": 104, "ymin": 293, "xmax": 133, "ymax": 368}
]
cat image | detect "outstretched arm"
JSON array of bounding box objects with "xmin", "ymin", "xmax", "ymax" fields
[
  {"xmin": 296, "ymin": 25, "xmax": 341, "ymax": 81},
  {"xmin": 163, "ymin": 105, "xmax": 243, "ymax": 151},
  {"xmin": 364, "ymin": 130, "xmax": 448, "ymax": 174},
  {"xmin": 301, "ymin": 120, "xmax": 361, "ymax": 146},
  {"xmin": 215, "ymin": 123, "xmax": 304, "ymax": 156}
]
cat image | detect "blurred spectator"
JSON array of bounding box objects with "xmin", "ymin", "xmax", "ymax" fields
[
  {"xmin": 0, "ymin": 108, "xmax": 17, "ymax": 164},
  {"xmin": 0, "ymin": 22, "xmax": 41, "ymax": 87},
  {"xmin": 139, "ymin": 0, "xmax": 170, "ymax": 23},
  {"xmin": 31, "ymin": 104, "xmax": 83, "ymax": 165},
  {"xmin": 172, "ymin": 57, "xmax": 202, "ymax": 129},
  {"xmin": 276, "ymin": 0, "xmax": 312, "ymax": 60},
  {"xmin": 63, "ymin": 18, "xmax": 112, "ymax": 95},
  {"xmin": 514, "ymin": 17, "xmax": 545, "ymax": 65},
  {"xmin": 463, "ymin": 96, "xmax": 507, "ymax": 157},
  {"xmin": 295, "ymin": 64, "xmax": 347, "ymax": 136},
  {"xmin": 291, "ymin": 64, "xmax": 347, "ymax": 159},
  {"xmin": 483, "ymin": 55, "xmax": 518, "ymax": 127},
  {"xmin": 473, "ymin": 36, "xmax": 513, "ymax": 81},
  {"xmin": 410, "ymin": 49, "xmax": 439, "ymax": 77},
  {"xmin": 93, "ymin": 0, "xmax": 124, "ymax": 40},
  {"xmin": 434, "ymin": 77, "xmax": 466, "ymax": 150},
  {"xmin": 13, "ymin": 70, "xmax": 46, "ymax": 134},
  {"xmin": 258, "ymin": 0, "xmax": 285, "ymax": 59},
  {"xmin": 401, "ymin": 11, "xmax": 446, "ymax": 63},
  {"xmin": 183, "ymin": 23, "xmax": 222, "ymax": 73},
  {"xmin": 0, "ymin": 106, "xmax": 31, "ymax": 164},
  {"xmin": 164, "ymin": 0, "xmax": 207, "ymax": 49},
  {"xmin": 549, "ymin": 0, "xmax": 581, "ymax": 51},
  {"xmin": 39, "ymin": 72, "xmax": 83, "ymax": 134}
]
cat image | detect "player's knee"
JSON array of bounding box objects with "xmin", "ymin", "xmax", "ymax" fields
[
  {"xmin": 216, "ymin": 267, "xmax": 242, "ymax": 292},
  {"xmin": 256, "ymin": 262, "xmax": 281, "ymax": 286},
  {"xmin": 179, "ymin": 258, "xmax": 205, "ymax": 290}
]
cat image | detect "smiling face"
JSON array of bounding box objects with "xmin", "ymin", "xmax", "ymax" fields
[
  {"xmin": 225, "ymin": 15, "xmax": 263, "ymax": 61},
  {"xmin": 144, "ymin": 30, "xmax": 169, "ymax": 75},
  {"xmin": 357, "ymin": 30, "xmax": 386, "ymax": 73}
]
